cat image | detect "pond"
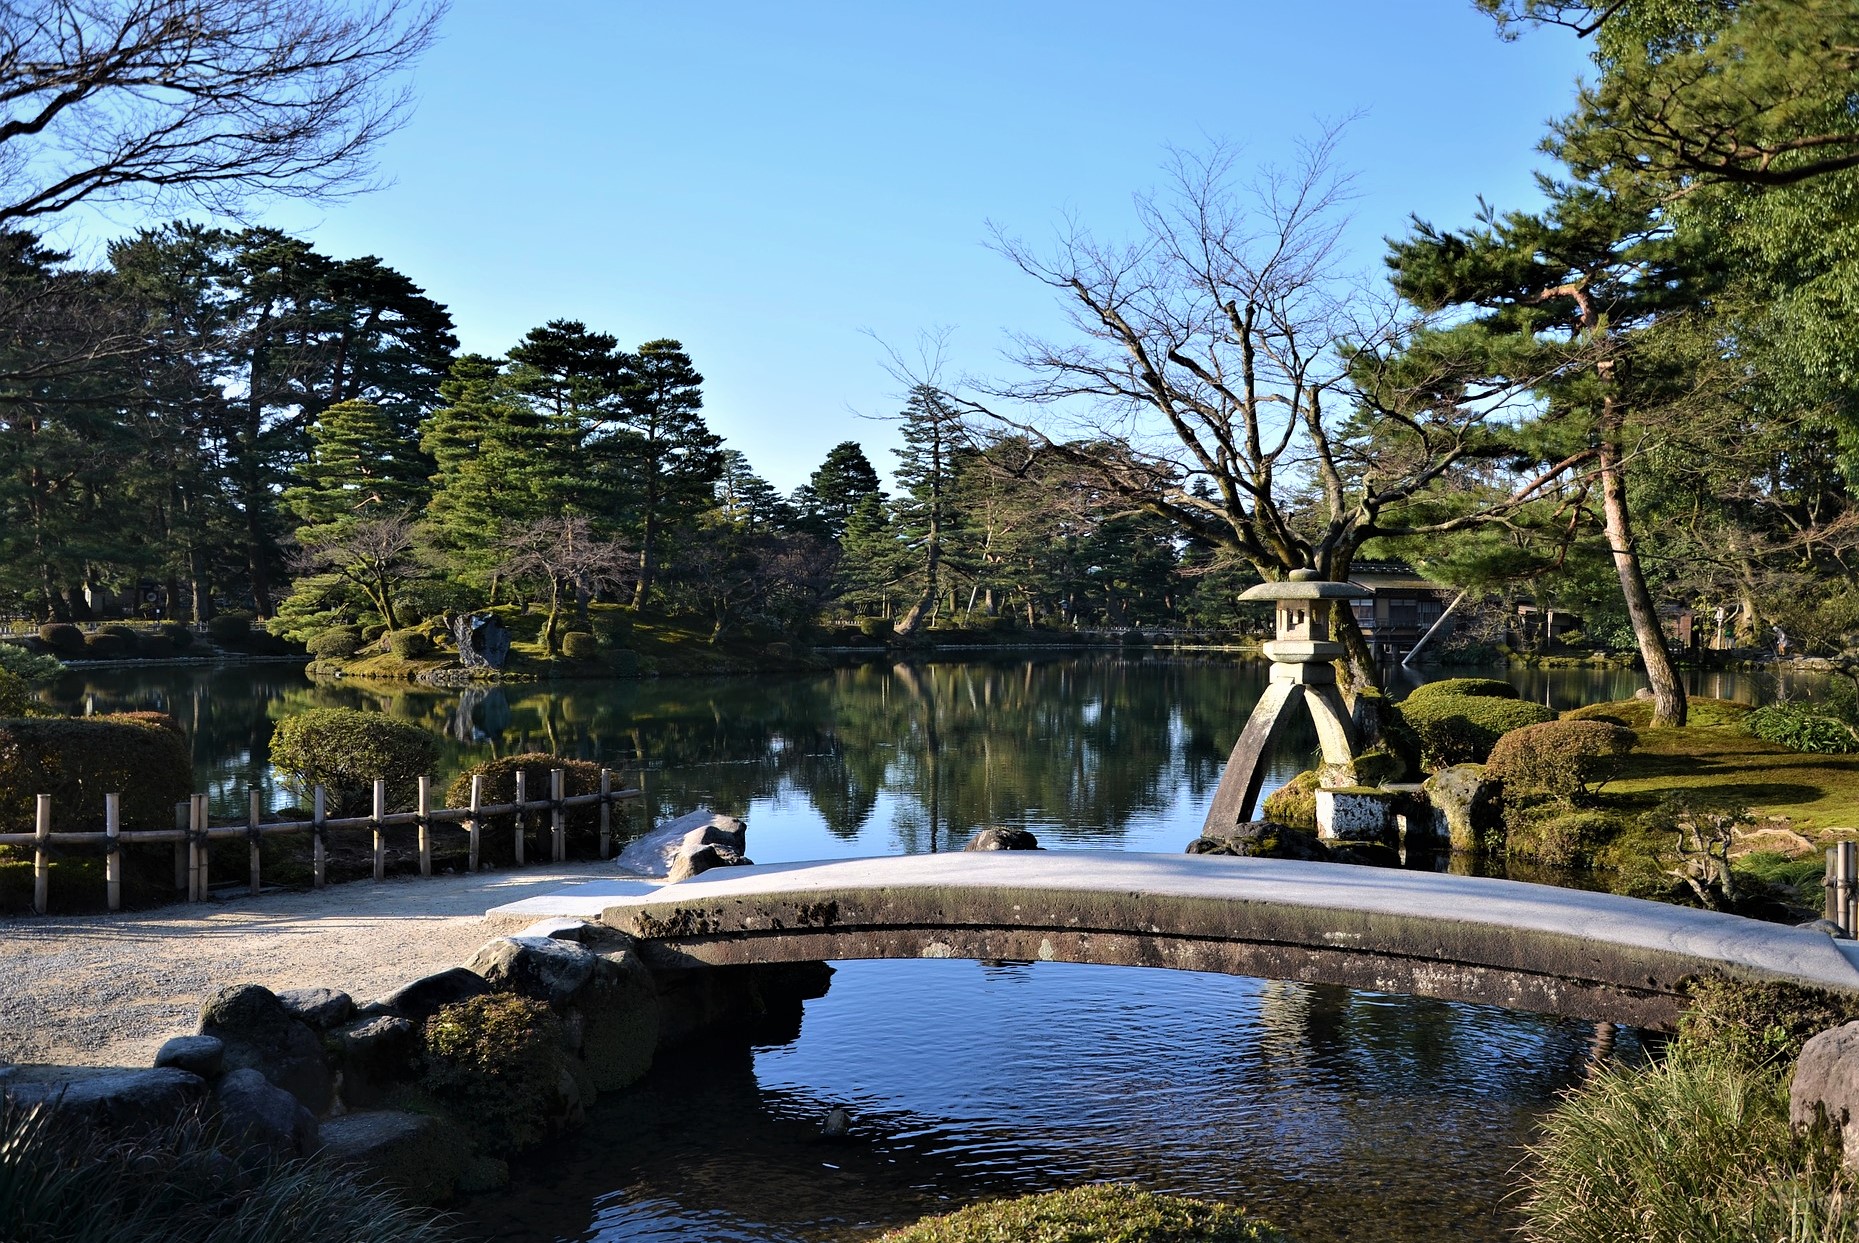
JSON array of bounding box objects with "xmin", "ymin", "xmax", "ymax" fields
[{"xmin": 37, "ymin": 655, "xmax": 1768, "ymax": 1241}]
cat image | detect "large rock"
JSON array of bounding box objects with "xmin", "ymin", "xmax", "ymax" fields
[
  {"xmin": 1792, "ymin": 1020, "xmax": 1859, "ymax": 1167},
  {"xmin": 0, "ymin": 1065, "xmax": 207, "ymax": 1132},
  {"xmin": 666, "ymin": 842, "xmax": 753, "ymax": 883},
  {"xmin": 215, "ymin": 1067, "xmax": 319, "ymax": 1160},
  {"xmin": 377, "ymin": 966, "xmax": 490, "ymax": 1020},
  {"xmin": 574, "ymin": 947, "xmax": 661, "ymax": 1092},
  {"xmin": 276, "ymin": 987, "xmax": 354, "ymax": 1031},
  {"xmin": 616, "ymin": 809, "xmax": 747, "ymax": 877},
  {"xmin": 467, "ymin": 935, "xmax": 599, "ymax": 1005},
  {"xmin": 1424, "ymin": 764, "xmax": 1501, "ymax": 853},
  {"xmin": 334, "ymin": 1015, "xmax": 420, "ymax": 1109},
  {"xmin": 154, "ymin": 1034, "xmax": 224, "ymax": 1079},
  {"xmin": 198, "ymin": 984, "xmax": 332, "ymax": 1113},
  {"xmin": 964, "ymin": 827, "xmax": 1040, "ymax": 851},
  {"xmin": 1315, "ymin": 788, "xmax": 1396, "ymax": 844},
  {"xmin": 1186, "ymin": 821, "xmax": 1327, "ymax": 861},
  {"xmin": 318, "ymin": 1110, "xmax": 464, "ymax": 1204}
]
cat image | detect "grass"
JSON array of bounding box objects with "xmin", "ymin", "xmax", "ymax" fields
[{"xmin": 873, "ymin": 1185, "xmax": 1287, "ymax": 1243}]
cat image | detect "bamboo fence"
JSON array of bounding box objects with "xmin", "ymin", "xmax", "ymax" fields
[{"xmin": 3, "ymin": 767, "xmax": 640, "ymax": 915}]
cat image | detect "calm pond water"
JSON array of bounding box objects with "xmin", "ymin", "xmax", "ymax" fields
[{"xmin": 39, "ymin": 655, "xmax": 1780, "ymax": 1242}]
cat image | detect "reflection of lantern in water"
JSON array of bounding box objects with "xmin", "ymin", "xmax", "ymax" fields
[{"xmin": 1202, "ymin": 568, "xmax": 1373, "ymax": 832}]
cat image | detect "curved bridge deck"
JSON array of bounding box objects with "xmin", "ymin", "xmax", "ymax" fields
[{"xmin": 584, "ymin": 852, "xmax": 1859, "ymax": 1029}]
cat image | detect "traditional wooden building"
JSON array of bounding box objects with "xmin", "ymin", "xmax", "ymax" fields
[{"xmin": 1343, "ymin": 560, "xmax": 1456, "ymax": 661}]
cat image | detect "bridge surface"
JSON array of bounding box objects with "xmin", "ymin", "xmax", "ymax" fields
[{"xmin": 518, "ymin": 852, "xmax": 1859, "ymax": 1029}]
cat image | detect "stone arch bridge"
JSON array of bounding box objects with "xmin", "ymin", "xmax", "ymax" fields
[{"xmin": 528, "ymin": 853, "xmax": 1859, "ymax": 1030}]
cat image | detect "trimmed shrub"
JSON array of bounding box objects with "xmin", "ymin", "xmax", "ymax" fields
[
  {"xmin": 422, "ymin": 994, "xmax": 568, "ymax": 1149},
  {"xmin": 137, "ymin": 633, "xmax": 176, "ymax": 659},
  {"xmin": 1745, "ymin": 701, "xmax": 1859, "ymax": 754},
  {"xmin": 1487, "ymin": 719, "xmax": 1638, "ymax": 802},
  {"xmin": 0, "ymin": 1101, "xmax": 460, "ymax": 1243},
  {"xmin": 561, "ymin": 631, "xmax": 598, "ymax": 660},
  {"xmin": 1401, "ymin": 692, "xmax": 1556, "ymax": 768},
  {"xmin": 858, "ymin": 616, "xmax": 893, "ymax": 639},
  {"xmin": 445, "ymin": 752, "xmax": 605, "ymax": 859},
  {"xmin": 1261, "ymin": 769, "xmax": 1321, "ymax": 831},
  {"xmin": 386, "ymin": 629, "xmax": 432, "ymax": 660},
  {"xmin": 360, "ymin": 622, "xmax": 389, "ymax": 643},
  {"xmin": 206, "ymin": 612, "xmax": 252, "ymax": 644},
  {"xmin": 1504, "ymin": 806, "xmax": 1628, "ymax": 867},
  {"xmin": 0, "ymin": 714, "xmax": 191, "ymax": 830},
  {"xmin": 875, "ymin": 1185, "xmax": 1287, "ymax": 1242},
  {"xmin": 0, "ymin": 642, "xmax": 61, "ymax": 681},
  {"xmin": 590, "ymin": 610, "xmax": 634, "ymax": 646},
  {"xmin": 36, "ymin": 623, "xmax": 84, "ymax": 656},
  {"xmin": 81, "ymin": 632, "xmax": 126, "ymax": 659},
  {"xmin": 97, "ymin": 622, "xmax": 141, "ymax": 647},
  {"xmin": 1402, "ymin": 677, "xmax": 1519, "ymax": 707},
  {"xmin": 157, "ymin": 621, "xmax": 194, "ymax": 650},
  {"xmin": 306, "ymin": 627, "xmax": 363, "ymax": 660},
  {"xmin": 0, "ymin": 668, "xmax": 33, "ymax": 717},
  {"xmin": 269, "ymin": 708, "xmax": 438, "ymax": 815}
]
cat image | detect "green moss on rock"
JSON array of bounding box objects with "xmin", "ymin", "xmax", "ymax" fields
[
  {"xmin": 1261, "ymin": 770, "xmax": 1321, "ymax": 831},
  {"xmin": 874, "ymin": 1184, "xmax": 1287, "ymax": 1242}
]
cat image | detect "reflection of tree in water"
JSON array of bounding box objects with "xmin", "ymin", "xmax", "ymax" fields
[{"xmin": 45, "ymin": 656, "xmax": 1316, "ymax": 841}]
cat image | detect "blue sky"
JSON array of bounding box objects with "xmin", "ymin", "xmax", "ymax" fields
[{"xmin": 110, "ymin": 2, "xmax": 1595, "ymax": 493}]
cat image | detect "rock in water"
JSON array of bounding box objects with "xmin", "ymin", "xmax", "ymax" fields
[
  {"xmin": 822, "ymin": 1106, "xmax": 852, "ymax": 1138},
  {"xmin": 616, "ymin": 810, "xmax": 747, "ymax": 877},
  {"xmin": 964, "ymin": 827, "xmax": 1040, "ymax": 851}
]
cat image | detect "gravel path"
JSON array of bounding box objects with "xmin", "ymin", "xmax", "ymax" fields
[{"xmin": 0, "ymin": 865, "xmax": 612, "ymax": 1069}]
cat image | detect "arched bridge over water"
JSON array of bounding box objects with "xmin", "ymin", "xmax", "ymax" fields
[{"xmin": 569, "ymin": 853, "xmax": 1859, "ymax": 1029}]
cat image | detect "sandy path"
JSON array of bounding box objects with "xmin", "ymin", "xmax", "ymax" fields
[{"xmin": 0, "ymin": 865, "xmax": 610, "ymax": 1069}]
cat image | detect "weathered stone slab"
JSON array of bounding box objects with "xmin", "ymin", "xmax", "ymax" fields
[
  {"xmin": 467, "ymin": 935, "xmax": 598, "ymax": 1004},
  {"xmin": 1, "ymin": 1065, "xmax": 207, "ymax": 1131},
  {"xmin": 319, "ymin": 1110, "xmax": 464, "ymax": 1203},
  {"xmin": 1314, "ymin": 788, "xmax": 1395, "ymax": 843},
  {"xmin": 154, "ymin": 1034, "xmax": 224, "ymax": 1079}
]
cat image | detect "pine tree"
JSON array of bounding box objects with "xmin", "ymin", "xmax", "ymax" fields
[
  {"xmin": 891, "ymin": 385, "xmax": 968, "ymax": 636},
  {"xmin": 793, "ymin": 440, "xmax": 882, "ymax": 541},
  {"xmin": 611, "ymin": 339, "xmax": 723, "ymax": 607},
  {"xmin": 282, "ymin": 399, "xmax": 428, "ymax": 547}
]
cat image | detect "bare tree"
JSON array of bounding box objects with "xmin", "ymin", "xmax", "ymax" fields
[
  {"xmin": 0, "ymin": 0, "xmax": 444, "ymax": 226},
  {"xmin": 497, "ymin": 515, "xmax": 634, "ymax": 654},
  {"xmin": 288, "ymin": 509, "xmax": 417, "ymax": 629},
  {"xmin": 972, "ymin": 134, "xmax": 1582, "ymax": 688}
]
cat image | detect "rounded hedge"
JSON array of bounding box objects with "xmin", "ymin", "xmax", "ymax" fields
[
  {"xmin": 269, "ymin": 708, "xmax": 439, "ymax": 815},
  {"xmin": 157, "ymin": 621, "xmax": 194, "ymax": 650},
  {"xmin": 1488, "ymin": 719, "xmax": 1638, "ymax": 802},
  {"xmin": 875, "ymin": 1185, "xmax": 1286, "ymax": 1242},
  {"xmin": 81, "ymin": 632, "xmax": 126, "ymax": 659},
  {"xmin": 0, "ymin": 714, "xmax": 191, "ymax": 831},
  {"xmin": 1402, "ymin": 692, "xmax": 1556, "ymax": 768},
  {"xmin": 858, "ymin": 616, "xmax": 893, "ymax": 639},
  {"xmin": 445, "ymin": 752, "xmax": 606, "ymax": 860},
  {"xmin": 561, "ymin": 631, "xmax": 598, "ymax": 660},
  {"xmin": 137, "ymin": 634, "xmax": 176, "ymax": 659},
  {"xmin": 206, "ymin": 612, "xmax": 252, "ymax": 643},
  {"xmin": 386, "ymin": 629, "xmax": 432, "ymax": 660},
  {"xmin": 590, "ymin": 610, "xmax": 633, "ymax": 646},
  {"xmin": 1402, "ymin": 677, "xmax": 1519, "ymax": 708},
  {"xmin": 307, "ymin": 627, "xmax": 364, "ymax": 660},
  {"xmin": 36, "ymin": 624, "xmax": 84, "ymax": 657}
]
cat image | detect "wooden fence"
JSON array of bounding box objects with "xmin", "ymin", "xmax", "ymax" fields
[{"xmin": 2, "ymin": 767, "xmax": 641, "ymax": 915}]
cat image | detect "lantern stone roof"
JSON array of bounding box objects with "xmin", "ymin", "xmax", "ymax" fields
[{"xmin": 1239, "ymin": 568, "xmax": 1372, "ymax": 602}]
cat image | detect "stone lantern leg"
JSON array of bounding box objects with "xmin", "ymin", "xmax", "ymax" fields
[{"xmin": 1202, "ymin": 569, "xmax": 1372, "ymax": 835}]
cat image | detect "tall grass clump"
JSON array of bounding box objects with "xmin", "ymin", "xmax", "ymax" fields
[
  {"xmin": 0, "ymin": 1101, "xmax": 458, "ymax": 1243},
  {"xmin": 874, "ymin": 1184, "xmax": 1287, "ymax": 1242}
]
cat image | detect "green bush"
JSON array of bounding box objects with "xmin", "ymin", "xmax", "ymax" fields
[
  {"xmin": 1745, "ymin": 702, "xmax": 1859, "ymax": 754},
  {"xmin": 590, "ymin": 610, "xmax": 633, "ymax": 646},
  {"xmin": 445, "ymin": 752, "xmax": 606, "ymax": 859},
  {"xmin": 0, "ymin": 1101, "xmax": 460, "ymax": 1243},
  {"xmin": 1487, "ymin": 719, "xmax": 1638, "ymax": 802},
  {"xmin": 81, "ymin": 632, "xmax": 126, "ymax": 659},
  {"xmin": 875, "ymin": 1185, "xmax": 1286, "ymax": 1242},
  {"xmin": 1401, "ymin": 692, "xmax": 1556, "ymax": 768},
  {"xmin": 0, "ymin": 641, "xmax": 62, "ymax": 681},
  {"xmin": 206, "ymin": 612, "xmax": 252, "ymax": 644},
  {"xmin": 1261, "ymin": 769, "xmax": 1321, "ymax": 831},
  {"xmin": 858, "ymin": 616, "xmax": 893, "ymax": 639},
  {"xmin": 1402, "ymin": 677, "xmax": 1519, "ymax": 707},
  {"xmin": 98, "ymin": 622, "xmax": 141, "ymax": 648},
  {"xmin": 0, "ymin": 668, "xmax": 33, "ymax": 717},
  {"xmin": 1503, "ymin": 806, "xmax": 1628, "ymax": 867},
  {"xmin": 1519, "ymin": 1046, "xmax": 1854, "ymax": 1243},
  {"xmin": 561, "ymin": 631, "xmax": 598, "ymax": 659},
  {"xmin": 306, "ymin": 627, "xmax": 363, "ymax": 660},
  {"xmin": 157, "ymin": 621, "xmax": 194, "ymax": 650},
  {"xmin": 269, "ymin": 708, "xmax": 438, "ymax": 815},
  {"xmin": 360, "ymin": 622, "xmax": 388, "ymax": 643},
  {"xmin": 386, "ymin": 629, "xmax": 432, "ymax": 660},
  {"xmin": 1676, "ymin": 977, "xmax": 1859, "ymax": 1071},
  {"xmin": 422, "ymin": 994, "xmax": 567, "ymax": 1149},
  {"xmin": 36, "ymin": 623, "xmax": 84, "ymax": 656},
  {"xmin": 0, "ymin": 714, "xmax": 192, "ymax": 831},
  {"xmin": 137, "ymin": 633, "xmax": 176, "ymax": 659}
]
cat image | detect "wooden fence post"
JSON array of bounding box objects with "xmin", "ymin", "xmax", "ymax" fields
[
  {"xmin": 189, "ymin": 793, "xmax": 209, "ymax": 901},
  {"xmin": 598, "ymin": 768, "xmax": 612, "ymax": 859},
  {"xmin": 467, "ymin": 774, "xmax": 482, "ymax": 874},
  {"xmin": 372, "ymin": 779, "xmax": 386, "ymax": 882},
  {"xmin": 417, "ymin": 775, "xmax": 432, "ymax": 877},
  {"xmin": 32, "ymin": 793, "xmax": 49, "ymax": 915},
  {"xmin": 174, "ymin": 801, "xmax": 188, "ymax": 892},
  {"xmin": 550, "ymin": 768, "xmax": 566, "ymax": 863},
  {"xmin": 105, "ymin": 792, "xmax": 121, "ymax": 912},
  {"xmin": 513, "ymin": 770, "xmax": 527, "ymax": 866},
  {"xmin": 312, "ymin": 786, "xmax": 327, "ymax": 888},
  {"xmin": 248, "ymin": 789, "xmax": 263, "ymax": 896}
]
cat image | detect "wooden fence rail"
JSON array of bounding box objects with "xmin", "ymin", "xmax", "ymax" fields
[{"xmin": 4, "ymin": 767, "xmax": 642, "ymax": 914}]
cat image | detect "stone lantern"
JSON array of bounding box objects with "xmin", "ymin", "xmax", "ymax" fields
[{"xmin": 1202, "ymin": 568, "xmax": 1372, "ymax": 834}]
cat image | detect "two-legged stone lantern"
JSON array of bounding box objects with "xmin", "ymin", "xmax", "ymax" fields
[{"xmin": 1202, "ymin": 568, "xmax": 1371, "ymax": 834}]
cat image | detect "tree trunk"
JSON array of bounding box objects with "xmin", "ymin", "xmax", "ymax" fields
[
  {"xmin": 544, "ymin": 576, "xmax": 563, "ymax": 653},
  {"xmin": 1598, "ymin": 429, "xmax": 1688, "ymax": 726},
  {"xmin": 632, "ymin": 510, "xmax": 657, "ymax": 609}
]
